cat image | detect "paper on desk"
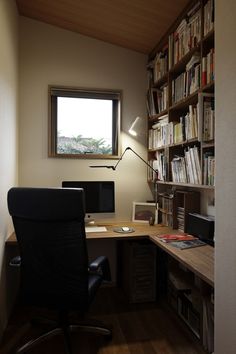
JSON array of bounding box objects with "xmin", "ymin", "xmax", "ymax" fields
[{"xmin": 85, "ymin": 226, "xmax": 107, "ymax": 233}]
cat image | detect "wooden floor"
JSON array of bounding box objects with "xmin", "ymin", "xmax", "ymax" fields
[{"xmin": 0, "ymin": 287, "xmax": 207, "ymax": 354}]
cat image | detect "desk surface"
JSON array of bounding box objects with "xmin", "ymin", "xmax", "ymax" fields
[{"xmin": 6, "ymin": 221, "xmax": 214, "ymax": 287}]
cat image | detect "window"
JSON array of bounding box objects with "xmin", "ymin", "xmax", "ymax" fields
[{"xmin": 48, "ymin": 86, "xmax": 121, "ymax": 158}]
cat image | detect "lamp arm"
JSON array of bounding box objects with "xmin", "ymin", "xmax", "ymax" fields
[
  {"xmin": 89, "ymin": 146, "xmax": 159, "ymax": 209},
  {"xmin": 90, "ymin": 146, "xmax": 158, "ymax": 179},
  {"xmin": 112, "ymin": 147, "xmax": 130, "ymax": 170},
  {"xmin": 126, "ymin": 147, "xmax": 158, "ymax": 179},
  {"xmin": 126, "ymin": 147, "xmax": 159, "ymax": 209}
]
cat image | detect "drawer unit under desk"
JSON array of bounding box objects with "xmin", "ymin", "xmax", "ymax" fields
[{"xmin": 121, "ymin": 240, "xmax": 157, "ymax": 303}]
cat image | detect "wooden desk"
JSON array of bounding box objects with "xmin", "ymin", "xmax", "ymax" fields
[{"xmin": 6, "ymin": 221, "xmax": 214, "ymax": 287}]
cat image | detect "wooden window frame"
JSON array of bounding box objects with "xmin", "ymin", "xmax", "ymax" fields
[{"xmin": 48, "ymin": 86, "xmax": 121, "ymax": 159}]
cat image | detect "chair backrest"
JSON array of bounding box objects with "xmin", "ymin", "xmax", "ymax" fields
[{"xmin": 7, "ymin": 187, "xmax": 89, "ymax": 311}]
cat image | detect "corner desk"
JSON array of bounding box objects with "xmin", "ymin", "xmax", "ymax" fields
[
  {"xmin": 6, "ymin": 221, "xmax": 214, "ymax": 287},
  {"xmin": 6, "ymin": 221, "xmax": 214, "ymax": 350}
]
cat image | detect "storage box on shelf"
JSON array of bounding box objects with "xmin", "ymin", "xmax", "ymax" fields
[{"xmin": 173, "ymin": 189, "xmax": 200, "ymax": 232}]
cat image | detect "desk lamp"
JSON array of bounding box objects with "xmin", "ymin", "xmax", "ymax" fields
[
  {"xmin": 89, "ymin": 146, "xmax": 159, "ymax": 224},
  {"xmin": 128, "ymin": 116, "xmax": 141, "ymax": 136}
]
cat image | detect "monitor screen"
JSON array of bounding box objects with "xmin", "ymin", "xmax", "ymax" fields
[{"xmin": 62, "ymin": 181, "xmax": 115, "ymax": 214}]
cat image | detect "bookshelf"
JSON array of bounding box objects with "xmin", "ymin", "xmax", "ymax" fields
[
  {"xmin": 167, "ymin": 257, "xmax": 214, "ymax": 350},
  {"xmin": 147, "ymin": 0, "xmax": 215, "ymax": 190},
  {"xmin": 147, "ymin": 1, "xmax": 215, "ymax": 351}
]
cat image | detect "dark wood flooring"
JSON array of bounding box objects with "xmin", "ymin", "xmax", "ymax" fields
[{"xmin": 0, "ymin": 287, "xmax": 207, "ymax": 354}]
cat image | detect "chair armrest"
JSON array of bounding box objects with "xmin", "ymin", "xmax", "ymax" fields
[
  {"xmin": 89, "ymin": 256, "xmax": 111, "ymax": 281},
  {"xmin": 9, "ymin": 256, "xmax": 21, "ymax": 267}
]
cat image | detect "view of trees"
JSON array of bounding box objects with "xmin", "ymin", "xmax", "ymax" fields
[{"xmin": 57, "ymin": 134, "xmax": 112, "ymax": 154}]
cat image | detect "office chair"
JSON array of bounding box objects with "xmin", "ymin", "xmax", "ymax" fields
[{"xmin": 7, "ymin": 187, "xmax": 112, "ymax": 354}]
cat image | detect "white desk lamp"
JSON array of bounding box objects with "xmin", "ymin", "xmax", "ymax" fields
[{"xmin": 128, "ymin": 116, "xmax": 141, "ymax": 136}]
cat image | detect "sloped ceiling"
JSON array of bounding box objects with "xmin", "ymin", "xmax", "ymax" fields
[{"xmin": 16, "ymin": 0, "xmax": 190, "ymax": 54}]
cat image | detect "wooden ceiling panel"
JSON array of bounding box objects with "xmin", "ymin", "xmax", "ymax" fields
[{"xmin": 16, "ymin": 0, "xmax": 190, "ymax": 54}]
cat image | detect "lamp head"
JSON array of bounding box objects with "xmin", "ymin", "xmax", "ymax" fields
[
  {"xmin": 128, "ymin": 116, "xmax": 141, "ymax": 136},
  {"xmin": 128, "ymin": 129, "xmax": 137, "ymax": 136}
]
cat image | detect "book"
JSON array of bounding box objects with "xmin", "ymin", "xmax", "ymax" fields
[
  {"xmin": 170, "ymin": 239, "xmax": 206, "ymax": 249},
  {"xmin": 155, "ymin": 234, "xmax": 197, "ymax": 243}
]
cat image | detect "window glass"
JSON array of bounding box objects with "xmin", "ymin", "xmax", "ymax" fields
[{"xmin": 49, "ymin": 87, "xmax": 121, "ymax": 158}]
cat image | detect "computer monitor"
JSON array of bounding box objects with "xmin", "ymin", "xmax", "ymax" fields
[{"xmin": 62, "ymin": 181, "xmax": 115, "ymax": 222}]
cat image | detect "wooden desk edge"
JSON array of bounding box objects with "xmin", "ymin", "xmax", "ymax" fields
[
  {"xmin": 6, "ymin": 222, "xmax": 214, "ymax": 287},
  {"xmin": 149, "ymin": 235, "xmax": 214, "ymax": 287}
]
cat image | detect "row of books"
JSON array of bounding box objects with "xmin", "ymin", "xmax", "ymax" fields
[
  {"xmin": 203, "ymin": 97, "xmax": 215, "ymax": 141},
  {"xmin": 175, "ymin": 105, "xmax": 199, "ymax": 142},
  {"xmin": 171, "ymin": 146, "xmax": 201, "ymax": 184},
  {"xmin": 146, "ymin": 86, "xmax": 168, "ymax": 117},
  {"xmin": 148, "ymin": 105, "xmax": 198, "ymax": 150},
  {"xmin": 148, "ymin": 115, "xmax": 168, "ymax": 149},
  {"xmin": 168, "ymin": 2, "xmax": 201, "ymax": 68},
  {"xmin": 203, "ymin": 0, "xmax": 214, "ymax": 36},
  {"xmin": 149, "ymin": 148, "xmax": 214, "ymax": 187},
  {"xmin": 160, "ymin": 212, "xmax": 173, "ymax": 227},
  {"xmin": 159, "ymin": 194, "xmax": 173, "ymax": 213},
  {"xmin": 171, "ymin": 54, "xmax": 201, "ymax": 104},
  {"xmin": 177, "ymin": 206, "xmax": 185, "ymax": 232},
  {"xmin": 153, "ymin": 50, "xmax": 168, "ymax": 84},
  {"xmin": 148, "ymin": 151, "xmax": 167, "ymax": 182},
  {"xmin": 202, "ymin": 48, "xmax": 214, "ymax": 86},
  {"xmin": 203, "ymin": 152, "xmax": 215, "ymax": 186},
  {"xmin": 148, "ymin": 47, "xmax": 214, "ymax": 98}
]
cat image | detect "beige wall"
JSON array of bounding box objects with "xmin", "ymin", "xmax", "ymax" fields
[
  {"xmin": 4, "ymin": 3, "xmax": 236, "ymax": 353},
  {"xmin": 18, "ymin": 18, "xmax": 152, "ymax": 219},
  {"xmin": 215, "ymin": 0, "xmax": 236, "ymax": 353},
  {"xmin": 0, "ymin": 0, "xmax": 19, "ymax": 338}
]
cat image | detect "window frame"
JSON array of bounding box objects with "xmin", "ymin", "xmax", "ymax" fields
[{"xmin": 48, "ymin": 85, "xmax": 121, "ymax": 159}]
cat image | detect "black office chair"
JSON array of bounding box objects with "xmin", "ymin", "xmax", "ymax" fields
[{"xmin": 7, "ymin": 187, "xmax": 112, "ymax": 354}]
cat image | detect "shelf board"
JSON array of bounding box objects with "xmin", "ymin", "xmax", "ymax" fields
[
  {"xmin": 169, "ymin": 91, "xmax": 199, "ymax": 111},
  {"xmin": 157, "ymin": 181, "xmax": 214, "ymax": 190},
  {"xmin": 169, "ymin": 45, "xmax": 201, "ymax": 76},
  {"xmin": 202, "ymin": 28, "xmax": 214, "ymax": 45},
  {"xmin": 158, "ymin": 208, "xmax": 172, "ymax": 215},
  {"xmin": 168, "ymin": 138, "xmax": 199, "ymax": 148},
  {"xmin": 201, "ymin": 81, "xmax": 214, "ymax": 93},
  {"xmin": 148, "ymin": 109, "xmax": 168, "ymax": 123},
  {"xmin": 202, "ymin": 141, "xmax": 215, "ymax": 148},
  {"xmin": 159, "ymin": 193, "xmax": 174, "ymax": 199},
  {"xmin": 148, "ymin": 138, "xmax": 199, "ymax": 152},
  {"xmin": 153, "ymin": 73, "xmax": 168, "ymax": 88}
]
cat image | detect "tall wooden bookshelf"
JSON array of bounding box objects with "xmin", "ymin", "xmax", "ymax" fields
[
  {"xmin": 147, "ymin": 2, "xmax": 215, "ymax": 351},
  {"xmin": 147, "ymin": 0, "xmax": 215, "ymax": 191}
]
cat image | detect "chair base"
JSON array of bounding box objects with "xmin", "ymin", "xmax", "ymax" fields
[{"xmin": 16, "ymin": 320, "xmax": 112, "ymax": 354}]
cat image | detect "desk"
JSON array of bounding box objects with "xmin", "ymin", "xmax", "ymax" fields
[{"xmin": 6, "ymin": 221, "xmax": 214, "ymax": 287}]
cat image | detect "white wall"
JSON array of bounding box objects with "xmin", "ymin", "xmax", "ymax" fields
[
  {"xmin": 18, "ymin": 18, "xmax": 152, "ymax": 219},
  {"xmin": 0, "ymin": 0, "xmax": 18, "ymax": 339},
  {"xmin": 215, "ymin": 0, "xmax": 236, "ymax": 353}
]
